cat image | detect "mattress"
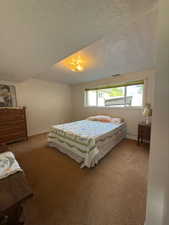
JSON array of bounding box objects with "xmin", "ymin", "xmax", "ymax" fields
[{"xmin": 48, "ymin": 120, "xmax": 126, "ymax": 168}]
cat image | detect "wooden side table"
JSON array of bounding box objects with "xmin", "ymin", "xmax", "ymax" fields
[
  {"xmin": 138, "ymin": 122, "xmax": 151, "ymax": 145},
  {"xmin": 0, "ymin": 144, "xmax": 8, "ymax": 153},
  {"xmin": 0, "ymin": 144, "xmax": 33, "ymax": 225}
]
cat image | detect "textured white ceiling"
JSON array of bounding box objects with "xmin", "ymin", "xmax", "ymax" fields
[
  {"xmin": 37, "ymin": 6, "xmax": 158, "ymax": 84},
  {"xmin": 0, "ymin": 0, "xmax": 157, "ymax": 83}
]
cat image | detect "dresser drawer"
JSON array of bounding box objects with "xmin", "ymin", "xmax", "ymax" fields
[
  {"xmin": 0, "ymin": 125, "xmax": 26, "ymax": 135},
  {"xmin": 0, "ymin": 132, "xmax": 27, "ymax": 144},
  {"xmin": 0, "ymin": 120, "xmax": 25, "ymax": 128},
  {"xmin": 0, "ymin": 107, "xmax": 27, "ymax": 144},
  {"xmin": 0, "ymin": 114, "xmax": 25, "ymax": 122}
]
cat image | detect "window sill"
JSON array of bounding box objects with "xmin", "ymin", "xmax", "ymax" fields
[{"xmin": 84, "ymin": 105, "xmax": 143, "ymax": 110}]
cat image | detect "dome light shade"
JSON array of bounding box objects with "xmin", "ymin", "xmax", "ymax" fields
[
  {"xmin": 69, "ymin": 55, "xmax": 84, "ymax": 72},
  {"xmin": 59, "ymin": 54, "xmax": 88, "ymax": 72}
]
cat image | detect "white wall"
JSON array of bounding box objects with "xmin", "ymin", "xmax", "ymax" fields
[
  {"xmin": 1, "ymin": 70, "xmax": 155, "ymax": 140},
  {"xmin": 0, "ymin": 79, "xmax": 72, "ymax": 136},
  {"xmin": 145, "ymin": 0, "xmax": 169, "ymax": 224},
  {"xmin": 71, "ymin": 70, "xmax": 155, "ymax": 140}
]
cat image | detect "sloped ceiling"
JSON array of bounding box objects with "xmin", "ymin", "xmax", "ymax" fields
[
  {"xmin": 37, "ymin": 7, "xmax": 157, "ymax": 84},
  {"xmin": 0, "ymin": 0, "xmax": 157, "ymax": 83}
]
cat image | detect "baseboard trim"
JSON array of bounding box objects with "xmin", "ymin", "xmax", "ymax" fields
[
  {"xmin": 28, "ymin": 131, "xmax": 49, "ymax": 139},
  {"xmin": 126, "ymin": 134, "xmax": 137, "ymax": 141}
]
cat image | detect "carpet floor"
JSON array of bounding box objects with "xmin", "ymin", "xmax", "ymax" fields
[{"xmin": 10, "ymin": 134, "xmax": 149, "ymax": 225}]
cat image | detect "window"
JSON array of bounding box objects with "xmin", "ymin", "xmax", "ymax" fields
[{"xmin": 85, "ymin": 81, "xmax": 144, "ymax": 107}]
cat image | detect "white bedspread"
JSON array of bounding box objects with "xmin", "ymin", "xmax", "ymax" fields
[
  {"xmin": 48, "ymin": 120, "xmax": 126, "ymax": 168},
  {"xmin": 52, "ymin": 120, "xmax": 122, "ymax": 138}
]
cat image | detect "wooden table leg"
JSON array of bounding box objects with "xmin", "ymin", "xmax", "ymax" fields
[{"xmin": 3, "ymin": 204, "xmax": 24, "ymax": 225}]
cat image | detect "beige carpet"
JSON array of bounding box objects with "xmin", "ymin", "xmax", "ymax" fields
[{"xmin": 10, "ymin": 134, "xmax": 149, "ymax": 225}]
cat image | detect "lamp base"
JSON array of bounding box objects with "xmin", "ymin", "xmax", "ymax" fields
[{"xmin": 145, "ymin": 117, "xmax": 150, "ymax": 125}]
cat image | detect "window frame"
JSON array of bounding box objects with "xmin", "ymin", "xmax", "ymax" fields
[{"xmin": 84, "ymin": 80, "xmax": 145, "ymax": 109}]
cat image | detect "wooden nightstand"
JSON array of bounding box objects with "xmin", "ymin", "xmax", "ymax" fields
[{"xmin": 137, "ymin": 122, "xmax": 151, "ymax": 145}]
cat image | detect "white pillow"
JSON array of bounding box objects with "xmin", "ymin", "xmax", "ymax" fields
[
  {"xmin": 87, "ymin": 115, "xmax": 123, "ymax": 123},
  {"xmin": 111, "ymin": 118, "xmax": 123, "ymax": 124}
]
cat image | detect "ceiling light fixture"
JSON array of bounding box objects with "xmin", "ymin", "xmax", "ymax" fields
[
  {"xmin": 58, "ymin": 54, "xmax": 88, "ymax": 72},
  {"xmin": 68, "ymin": 55, "xmax": 84, "ymax": 72}
]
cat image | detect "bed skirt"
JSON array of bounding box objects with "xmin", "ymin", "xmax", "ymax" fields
[{"xmin": 48, "ymin": 126, "xmax": 126, "ymax": 168}]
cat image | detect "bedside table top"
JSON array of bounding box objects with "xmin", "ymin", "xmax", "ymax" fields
[
  {"xmin": 0, "ymin": 144, "xmax": 33, "ymax": 212},
  {"xmin": 139, "ymin": 122, "xmax": 151, "ymax": 127}
]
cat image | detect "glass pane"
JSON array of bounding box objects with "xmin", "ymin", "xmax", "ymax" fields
[
  {"xmin": 98, "ymin": 87, "xmax": 125, "ymax": 107},
  {"xmin": 87, "ymin": 90, "xmax": 97, "ymax": 106},
  {"xmin": 126, "ymin": 84, "xmax": 143, "ymax": 106},
  {"xmin": 97, "ymin": 90, "xmax": 105, "ymax": 106}
]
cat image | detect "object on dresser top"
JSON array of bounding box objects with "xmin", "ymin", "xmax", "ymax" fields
[
  {"xmin": 0, "ymin": 107, "xmax": 28, "ymax": 144},
  {"xmin": 0, "ymin": 84, "xmax": 17, "ymax": 108}
]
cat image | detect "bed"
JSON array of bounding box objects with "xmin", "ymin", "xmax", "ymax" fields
[{"xmin": 48, "ymin": 118, "xmax": 126, "ymax": 168}]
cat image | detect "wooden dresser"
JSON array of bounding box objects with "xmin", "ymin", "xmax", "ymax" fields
[{"xmin": 0, "ymin": 107, "xmax": 28, "ymax": 144}]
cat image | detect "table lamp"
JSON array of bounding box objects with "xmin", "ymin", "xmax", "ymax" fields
[{"xmin": 143, "ymin": 103, "xmax": 152, "ymax": 125}]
